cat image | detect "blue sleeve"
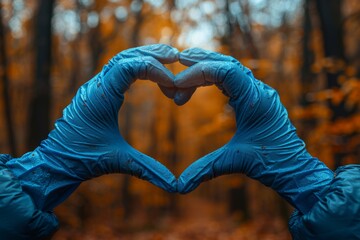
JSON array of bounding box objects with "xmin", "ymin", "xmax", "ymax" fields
[
  {"xmin": 0, "ymin": 154, "xmax": 11, "ymax": 164},
  {"xmin": 0, "ymin": 154, "xmax": 59, "ymax": 240},
  {"xmin": 289, "ymin": 164, "xmax": 360, "ymax": 240}
]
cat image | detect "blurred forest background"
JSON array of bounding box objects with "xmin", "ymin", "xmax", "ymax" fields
[{"xmin": 1, "ymin": 0, "xmax": 360, "ymax": 239}]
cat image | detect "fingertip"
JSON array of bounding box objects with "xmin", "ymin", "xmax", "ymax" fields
[
  {"xmin": 178, "ymin": 146, "xmax": 231, "ymax": 194},
  {"xmin": 126, "ymin": 149, "xmax": 178, "ymax": 193},
  {"xmin": 153, "ymin": 171, "xmax": 178, "ymax": 193},
  {"xmin": 142, "ymin": 56, "xmax": 175, "ymax": 88},
  {"xmin": 174, "ymin": 88, "xmax": 196, "ymax": 106},
  {"xmin": 181, "ymin": 47, "xmax": 205, "ymax": 56},
  {"xmin": 177, "ymin": 163, "xmax": 209, "ymax": 194},
  {"xmin": 179, "ymin": 48, "xmax": 242, "ymax": 70},
  {"xmin": 167, "ymin": 175, "xmax": 178, "ymax": 193},
  {"xmin": 174, "ymin": 98, "xmax": 187, "ymax": 106},
  {"xmin": 177, "ymin": 177, "xmax": 187, "ymax": 194},
  {"xmin": 121, "ymin": 44, "xmax": 179, "ymax": 65},
  {"xmin": 150, "ymin": 44, "xmax": 179, "ymax": 64},
  {"xmin": 174, "ymin": 64, "xmax": 206, "ymax": 88},
  {"xmin": 158, "ymin": 85, "xmax": 176, "ymax": 99},
  {"xmin": 179, "ymin": 48, "xmax": 203, "ymax": 66},
  {"xmin": 177, "ymin": 175, "xmax": 196, "ymax": 194}
]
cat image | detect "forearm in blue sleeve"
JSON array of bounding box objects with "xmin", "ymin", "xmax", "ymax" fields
[{"xmin": 289, "ymin": 164, "xmax": 360, "ymax": 240}]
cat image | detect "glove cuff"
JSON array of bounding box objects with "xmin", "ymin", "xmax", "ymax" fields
[
  {"xmin": 259, "ymin": 151, "xmax": 334, "ymax": 214},
  {"xmin": 5, "ymin": 149, "xmax": 82, "ymax": 211},
  {"xmin": 0, "ymin": 161, "xmax": 59, "ymax": 239},
  {"xmin": 288, "ymin": 164, "xmax": 360, "ymax": 240}
]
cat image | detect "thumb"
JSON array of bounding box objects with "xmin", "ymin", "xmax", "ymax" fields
[
  {"xmin": 28, "ymin": 210, "xmax": 59, "ymax": 239},
  {"xmin": 178, "ymin": 143, "xmax": 251, "ymax": 194},
  {"xmin": 127, "ymin": 148, "xmax": 178, "ymax": 193},
  {"xmin": 101, "ymin": 146, "xmax": 178, "ymax": 193}
]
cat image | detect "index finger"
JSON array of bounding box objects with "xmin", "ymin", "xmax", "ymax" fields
[
  {"xmin": 108, "ymin": 44, "xmax": 179, "ymax": 69},
  {"xmin": 104, "ymin": 44, "xmax": 179, "ymax": 98},
  {"xmin": 180, "ymin": 48, "xmax": 240, "ymax": 66},
  {"xmin": 179, "ymin": 48, "xmax": 253, "ymax": 77},
  {"xmin": 174, "ymin": 61, "xmax": 234, "ymax": 88}
]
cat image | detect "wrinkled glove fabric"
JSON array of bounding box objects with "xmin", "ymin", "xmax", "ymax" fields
[
  {"xmin": 176, "ymin": 48, "xmax": 334, "ymax": 214},
  {"xmin": 0, "ymin": 154, "xmax": 59, "ymax": 239},
  {"xmin": 289, "ymin": 164, "xmax": 360, "ymax": 240},
  {"xmin": 5, "ymin": 44, "xmax": 178, "ymax": 211}
]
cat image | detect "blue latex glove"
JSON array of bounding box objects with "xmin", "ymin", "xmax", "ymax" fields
[
  {"xmin": 0, "ymin": 154, "xmax": 59, "ymax": 240},
  {"xmin": 289, "ymin": 164, "xmax": 360, "ymax": 240},
  {"xmin": 175, "ymin": 48, "xmax": 334, "ymax": 214},
  {"xmin": 6, "ymin": 44, "xmax": 178, "ymax": 211}
]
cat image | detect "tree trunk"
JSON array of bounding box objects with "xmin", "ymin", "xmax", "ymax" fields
[
  {"xmin": 301, "ymin": 0, "xmax": 316, "ymax": 106},
  {"xmin": 0, "ymin": 7, "xmax": 17, "ymax": 156},
  {"xmin": 27, "ymin": 0, "xmax": 55, "ymax": 150},
  {"xmin": 298, "ymin": 0, "xmax": 318, "ymax": 143},
  {"xmin": 316, "ymin": 0, "xmax": 355, "ymax": 168},
  {"xmin": 316, "ymin": 0, "xmax": 344, "ymax": 89}
]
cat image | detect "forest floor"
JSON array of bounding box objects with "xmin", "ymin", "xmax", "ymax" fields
[{"xmin": 53, "ymin": 196, "xmax": 292, "ymax": 240}]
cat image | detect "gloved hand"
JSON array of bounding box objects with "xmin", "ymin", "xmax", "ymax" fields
[
  {"xmin": 289, "ymin": 164, "xmax": 360, "ymax": 240},
  {"xmin": 6, "ymin": 44, "xmax": 178, "ymax": 211},
  {"xmin": 175, "ymin": 48, "xmax": 334, "ymax": 214},
  {"xmin": 0, "ymin": 154, "xmax": 58, "ymax": 240}
]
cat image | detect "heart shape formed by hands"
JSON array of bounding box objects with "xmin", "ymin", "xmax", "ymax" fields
[{"xmin": 6, "ymin": 44, "xmax": 333, "ymax": 217}]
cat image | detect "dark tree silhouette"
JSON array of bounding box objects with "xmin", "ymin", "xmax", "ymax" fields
[
  {"xmin": 316, "ymin": 0, "xmax": 356, "ymax": 168},
  {"xmin": 0, "ymin": 6, "xmax": 17, "ymax": 156},
  {"xmin": 27, "ymin": 0, "xmax": 55, "ymax": 150}
]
